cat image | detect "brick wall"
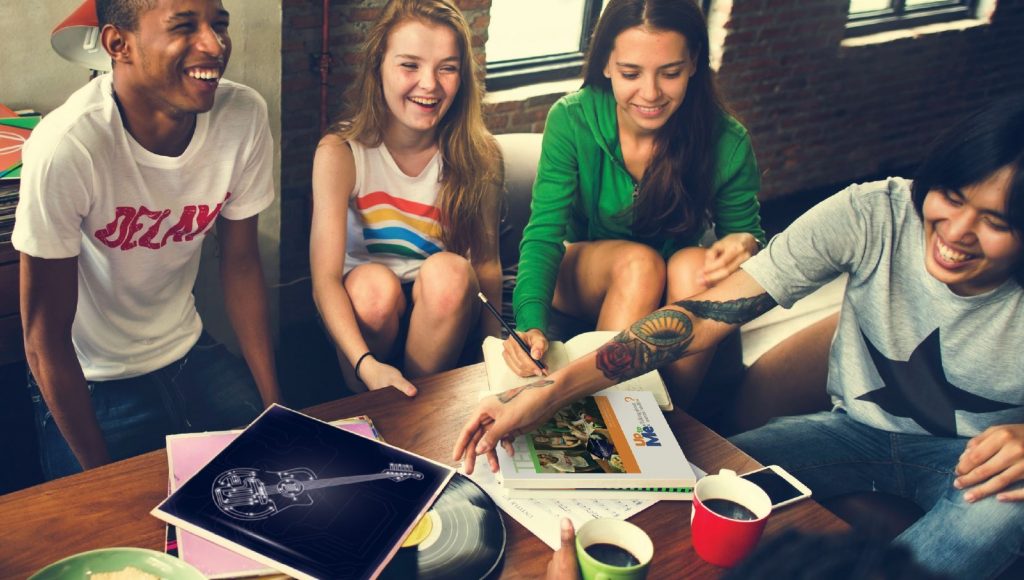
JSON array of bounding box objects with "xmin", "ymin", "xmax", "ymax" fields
[
  {"xmin": 481, "ymin": 1, "xmax": 1024, "ymax": 200},
  {"xmin": 278, "ymin": 0, "xmax": 1023, "ymax": 323}
]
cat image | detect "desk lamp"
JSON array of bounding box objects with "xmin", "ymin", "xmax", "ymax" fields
[{"xmin": 50, "ymin": 0, "xmax": 111, "ymax": 72}]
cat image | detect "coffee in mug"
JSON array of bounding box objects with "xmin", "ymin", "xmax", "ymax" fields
[
  {"xmin": 575, "ymin": 518, "xmax": 654, "ymax": 580},
  {"xmin": 584, "ymin": 543, "xmax": 641, "ymax": 567},
  {"xmin": 690, "ymin": 469, "xmax": 772, "ymax": 567},
  {"xmin": 702, "ymin": 498, "xmax": 758, "ymax": 521}
]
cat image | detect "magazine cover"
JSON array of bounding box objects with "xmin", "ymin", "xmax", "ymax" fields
[
  {"xmin": 164, "ymin": 417, "xmax": 382, "ymax": 578},
  {"xmin": 496, "ymin": 391, "xmax": 695, "ymax": 490},
  {"xmin": 153, "ymin": 405, "xmax": 453, "ymax": 580}
]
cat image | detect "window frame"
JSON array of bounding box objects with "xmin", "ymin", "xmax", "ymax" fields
[
  {"xmin": 484, "ymin": 0, "xmax": 603, "ymax": 91},
  {"xmin": 847, "ymin": 0, "xmax": 977, "ymax": 36}
]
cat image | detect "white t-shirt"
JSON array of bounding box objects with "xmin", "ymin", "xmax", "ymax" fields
[
  {"xmin": 13, "ymin": 75, "xmax": 274, "ymax": 381},
  {"xmin": 344, "ymin": 140, "xmax": 445, "ymax": 282}
]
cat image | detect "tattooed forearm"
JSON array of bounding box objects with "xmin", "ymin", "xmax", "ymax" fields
[
  {"xmin": 596, "ymin": 310, "xmax": 694, "ymax": 382},
  {"xmin": 595, "ymin": 294, "xmax": 776, "ymax": 382},
  {"xmin": 497, "ymin": 379, "xmax": 554, "ymax": 403},
  {"xmin": 675, "ymin": 293, "xmax": 777, "ymax": 325}
]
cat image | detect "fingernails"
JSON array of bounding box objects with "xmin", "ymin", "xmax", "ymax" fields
[
  {"xmin": 964, "ymin": 492, "xmax": 975, "ymax": 503},
  {"xmin": 953, "ymin": 478, "xmax": 963, "ymax": 489}
]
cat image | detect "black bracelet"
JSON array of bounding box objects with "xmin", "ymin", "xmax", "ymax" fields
[{"xmin": 353, "ymin": 351, "xmax": 374, "ymax": 381}]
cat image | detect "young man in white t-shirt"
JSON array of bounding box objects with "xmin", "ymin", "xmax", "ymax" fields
[{"xmin": 13, "ymin": 0, "xmax": 280, "ymax": 479}]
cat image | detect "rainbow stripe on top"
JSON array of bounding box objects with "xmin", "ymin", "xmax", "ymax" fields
[{"xmin": 355, "ymin": 190, "xmax": 443, "ymax": 259}]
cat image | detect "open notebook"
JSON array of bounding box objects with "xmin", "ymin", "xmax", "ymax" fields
[{"xmin": 481, "ymin": 331, "xmax": 674, "ymax": 411}]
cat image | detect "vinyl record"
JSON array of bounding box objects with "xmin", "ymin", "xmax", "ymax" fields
[{"xmin": 380, "ymin": 473, "xmax": 506, "ymax": 579}]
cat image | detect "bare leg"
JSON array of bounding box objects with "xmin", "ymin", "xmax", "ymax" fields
[
  {"xmin": 404, "ymin": 252, "xmax": 480, "ymax": 378},
  {"xmin": 552, "ymin": 240, "xmax": 665, "ymax": 331},
  {"xmin": 662, "ymin": 247, "xmax": 718, "ymax": 408},
  {"xmin": 726, "ymin": 312, "xmax": 838, "ymax": 433},
  {"xmin": 339, "ymin": 264, "xmax": 407, "ymax": 392}
]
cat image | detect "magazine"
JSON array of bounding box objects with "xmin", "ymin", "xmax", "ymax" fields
[
  {"xmin": 496, "ymin": 391, "xmax": 694, "ymax": 491},
  {"xmin": 482, "ymin": 331, "xmax": 674, "ymax": 410},
  {"xmin": 153, "ymin": 405, "xmax": 453, "ymax": 580}
]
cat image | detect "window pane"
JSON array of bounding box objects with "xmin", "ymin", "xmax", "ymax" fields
[
  {"xmin": 849, "ymin": 0, "xmax": 891, "ymax": 13},
  {"xmin": 905, "ymin": 0, "xmax": 952, "ymax": 6},
  {"xmin": 486, "ymin": 0, "xmax": 587, "ymax": 63}
]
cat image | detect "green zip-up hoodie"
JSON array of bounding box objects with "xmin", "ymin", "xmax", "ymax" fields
[{"xmin": 513, "ymin": 87, "xmax": 765, "ymax": 334}]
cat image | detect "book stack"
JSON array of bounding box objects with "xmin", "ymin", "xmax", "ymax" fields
[
  {"xmin": 152, "ymin": 405, "xmax": 455, "ymax": 580},
  {"xmin": 493, "ymin": 391, "xmax": 697, "ymax": 500}
]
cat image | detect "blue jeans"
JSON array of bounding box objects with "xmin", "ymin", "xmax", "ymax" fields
[
  {"xmin": 29, "ymin": 333, "xmax": 264, "ymax": 481},
  {"xmin": 730, "ymin": 411, "xmax": 1024, "ymax": 579}
]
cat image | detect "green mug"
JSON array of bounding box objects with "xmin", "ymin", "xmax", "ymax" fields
[{"xmin": 575, "ymin": 518, "xmax": 654, "ymax": 580}]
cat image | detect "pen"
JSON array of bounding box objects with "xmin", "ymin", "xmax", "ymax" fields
[{"xmin": 477, "ymin": 292, "xmax": 547, "ymax": 374}]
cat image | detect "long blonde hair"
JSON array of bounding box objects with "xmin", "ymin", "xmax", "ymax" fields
[{"xmin": 329, "ymin": 0, "xmax": 501, "ymax": 262}]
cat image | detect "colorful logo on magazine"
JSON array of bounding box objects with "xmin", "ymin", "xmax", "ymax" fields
[
  {"xmin": 632, "ymin": 424, "xmax": 662, "ymax": 447},
  {"xmin": 212, "ymin": 462, "xmax": 423, "ymax": 520}
]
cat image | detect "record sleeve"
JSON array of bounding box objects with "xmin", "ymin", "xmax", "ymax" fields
[{"xmin": 152, "ymin": 405, "xmax": 454, "ymax": 580}]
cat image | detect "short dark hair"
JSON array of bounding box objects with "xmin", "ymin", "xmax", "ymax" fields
[
  {"xmin": 96, "ymin": 0, "xmax": 156, "ymax": 30},
  {"xmin": 911, "ymin": 95, "xmax": 1024, "ymax": 285},
  {"xmin": 722, "ymin": 530, "xmax": 948, "ymax": 580}
]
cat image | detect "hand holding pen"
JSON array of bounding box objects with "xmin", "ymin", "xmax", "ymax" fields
[{"xmin": 477, "ymin": 293, "xmax": 548, "ymax": 377}]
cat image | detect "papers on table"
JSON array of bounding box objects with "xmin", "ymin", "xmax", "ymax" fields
[{"xmin": 467, "ymin": 456, "xmax": 705, "ymax": 550}]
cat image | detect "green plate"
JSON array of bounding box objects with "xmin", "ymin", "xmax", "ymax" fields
[{"xmin": 29, "ymin": 547, "xmax": 206, "ymax": 579}]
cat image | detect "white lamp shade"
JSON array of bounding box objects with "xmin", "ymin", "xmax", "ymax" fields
[{"xmin": 51, "ymin": 0, "xmax": 111, "ymax": 72}]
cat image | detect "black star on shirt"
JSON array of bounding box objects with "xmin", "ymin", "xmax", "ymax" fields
[{"xmin": 855, "ymin": 328, "xmax": 1017, "ymax": 437}]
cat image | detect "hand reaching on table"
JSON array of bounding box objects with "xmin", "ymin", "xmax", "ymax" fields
[
  {"xmin": 357, "ymin": 356, "xmax": 418, "ymax": 397},
  {"xmin": 546, "ymin": 519, "xmax": 581, "ymax": 580},
  {"xmin": 453, "ymin": 377, "xmax": 559, "ymax": 474},
  {"xmin": 955, "ymin": 423, "xmax": 1024, "ymax": 502}
]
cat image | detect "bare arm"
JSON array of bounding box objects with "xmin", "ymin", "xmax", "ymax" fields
[
  {"xmin": 454, "ymin": 269, "xmax": 776, "ymax": 472},
  {"xmin": 310, "ymin": 135, "xmax": 416, "ymax": 396},
  {"xmin": 20, "ymin": 254, "xmax": 111, "ymax": 469},
  {"xmin": 217, "ymin": 215, "xmax": 281, "ymax": 406}
]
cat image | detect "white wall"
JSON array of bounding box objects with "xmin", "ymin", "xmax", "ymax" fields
[{"xmin": 0, "ymin": 0, "xmax": 283, "ymax": 349}]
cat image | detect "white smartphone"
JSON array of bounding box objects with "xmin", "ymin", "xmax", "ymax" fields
[{"xmin": 740, "ymin": 465, "xmax": 812, "ymax": 509}]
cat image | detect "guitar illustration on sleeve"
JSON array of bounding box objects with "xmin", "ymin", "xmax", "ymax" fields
[{"xmin": 212, "ymin": 462, "xmax": 424, "ymax": 520}]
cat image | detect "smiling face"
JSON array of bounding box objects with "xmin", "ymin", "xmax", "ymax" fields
[
  {"xmin": 922, "ymin": 165, "xmax": 1023, "ymax": 296},
  {"xmin": 603, "ymin": 26, "xmax": 695, "ymax": 137},
  {"xmin": 118, "ymin": 0, "xmax": 230, "ymax": 119},
  {"xmin": 380, "ymin": 19, "xmax": 461, "ymax": 141}
]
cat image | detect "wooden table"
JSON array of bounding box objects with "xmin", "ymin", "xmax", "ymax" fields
[{"xmin": 0, "ymin": 364, "xmax": 847, "ymax": 579}]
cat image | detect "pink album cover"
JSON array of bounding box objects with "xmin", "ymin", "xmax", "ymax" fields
[{"xmin": 165, "ymin": 416, "xmax": 381, "ymax": 578}]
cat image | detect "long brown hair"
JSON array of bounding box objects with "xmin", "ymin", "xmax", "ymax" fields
[
  {"xmin": 583, "ymin": 0, "xmax": 727, "ymax": 239},
  {"xmin": 328, "ymin": 0, "xmax": 501, "ymax": 261}
]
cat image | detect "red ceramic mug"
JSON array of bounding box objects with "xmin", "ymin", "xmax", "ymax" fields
[{"xmin": 690, "ymin": 469, "xmax": 773, "ymax": 567}]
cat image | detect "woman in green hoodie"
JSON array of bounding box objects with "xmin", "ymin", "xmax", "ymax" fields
[{"xmin": 502, "ymin": 0, "xmax": 765, "ymax": 406}]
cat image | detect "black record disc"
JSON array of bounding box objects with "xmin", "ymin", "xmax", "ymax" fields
[{"xmin": 380, "ymin": 473, "xmax": 506, "ymax": 579}]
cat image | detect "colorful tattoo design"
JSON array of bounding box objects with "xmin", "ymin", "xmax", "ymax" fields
[
  {"xmin": 675, "ymin": 294, "xmax": 777, "ymax": 324},
  {"xmin": 498, "ymin": 379, "xmax": 554, "ymax": 403},
  {"xmin": 596, "ymin": 293, "xmax": 777, "ymax": 381}
]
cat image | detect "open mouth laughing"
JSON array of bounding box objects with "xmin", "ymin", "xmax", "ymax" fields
[
  {"xmin": 409, "ymin": 96, "xmax": 441, "ymax": 109},
  {"xmin": 632, "ymin": 103, "xmax": 668, "ymax": 118},
  {"xmin": 934, "ymin": 235, "xmax": 978, "ymax": 268},
  {"xmin": 185, "ymin": 64, "xmax": 223, "ymax": 88}
]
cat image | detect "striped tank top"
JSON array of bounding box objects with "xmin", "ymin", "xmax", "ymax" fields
[{"xmin": 345, "ymin": 140, "xmax": 445, "ymax": 281}]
